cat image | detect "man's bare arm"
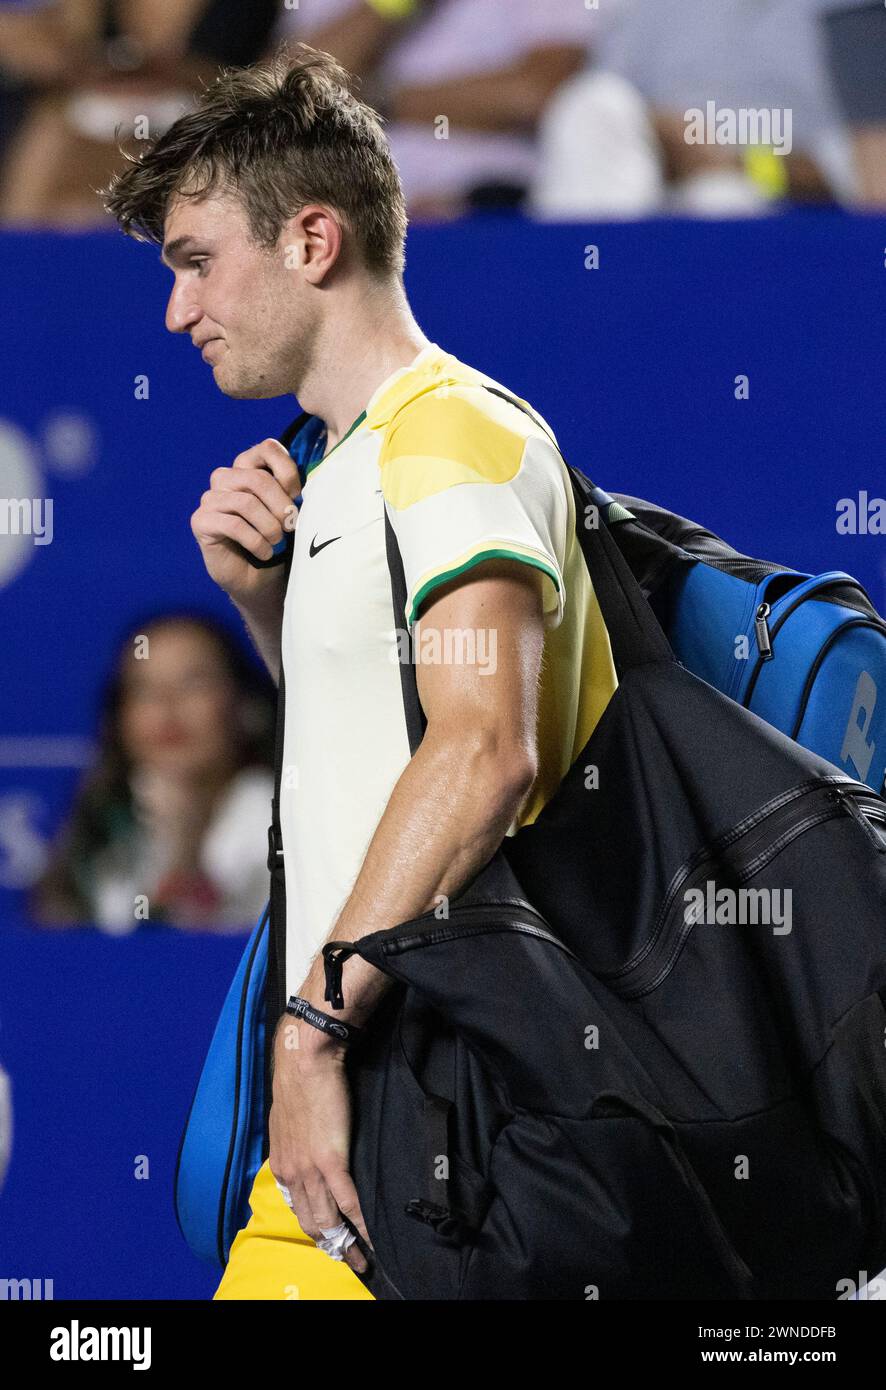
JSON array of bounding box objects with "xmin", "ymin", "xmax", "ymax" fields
[
  {"xmin": 232, "ymin": 568, "xmax": 286, "ymax": 686},
  {"xmin": 267, "ymin": 557, "xmax": 548, "ymax": 1270},
  {"xmin": 292, "ymin": 2, "xmax": 400, "ymax": 82},
  {"xmin": 294, "ymin": 557, "xmax": 547, "ymax": 1029},
  {"xmin": 389, "ymin": 44, "xmax": 588, "ymax": 133}
]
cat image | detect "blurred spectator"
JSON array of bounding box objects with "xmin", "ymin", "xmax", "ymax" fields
[
  {"xmin": 531, "ymin": 0, "xmax": 860, "ymax": 219},
  {"xmin": 0, "ymin": 0, "xmax": 85, "ymax": 171},
  {"xmin": 529, "ymin": 66, "xmax": 666, "ymax": 219},
  {"xmin": 31, "ymin": 614, "xmax": 275, "ymax": 933},
  {"xmin": 2, "ymin": 1, "xmax": 877, "ymax": 227},
  {"xmin": 820, "ymin": 0, "xmax": 886, "ymax": 209},
  {"xmin": 0, "ymin": 0, "xmax": 279, "ymax": 226},
  {"xmin": 275, "ymin": 0, "xmax": 596, "ymax": 218}
]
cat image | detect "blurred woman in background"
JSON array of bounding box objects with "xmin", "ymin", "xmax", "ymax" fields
[
  {"xmin": 0, "ymin": 0, "xmax": 279, "ymax": 225},
  {"xmin": 31, "ymin": 613, "xmax": 275, "ymax": 933}
]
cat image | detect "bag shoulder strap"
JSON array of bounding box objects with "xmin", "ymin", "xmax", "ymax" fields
[
  {"xmin": 263, "ymin": 412, "xmax": 313, "ymax": 1148},
  {"xmin": 475, "ymin": 386, "xmax": 673, "ymax": 673},
  {"xmin": 384, "ymin": 507, "xmax": 427, "ymax": 757}
]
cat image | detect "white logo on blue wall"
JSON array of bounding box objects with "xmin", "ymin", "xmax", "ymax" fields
[{"xmin": 0, "ymin": 414, "xmax": 96, "ymax": 589}]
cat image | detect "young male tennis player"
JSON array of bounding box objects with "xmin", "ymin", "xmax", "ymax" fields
[{"xmin": 103, "ymin": 44, "xmax": 616, "ymax": 1300}]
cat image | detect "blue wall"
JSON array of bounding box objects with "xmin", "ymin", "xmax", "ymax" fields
[{"xmin": 1, "ymin": 211, "xmax": 884, "ymax": 1297}]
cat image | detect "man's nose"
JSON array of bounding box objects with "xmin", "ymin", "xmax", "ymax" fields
[{"xmin": 165, "ymin": 281, "xmax": 202, "ymax": 335}]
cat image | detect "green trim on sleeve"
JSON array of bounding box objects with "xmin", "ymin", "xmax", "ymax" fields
[{"xmin": 406, "ymin": 548, "xmax": 561, "ymax": 628}]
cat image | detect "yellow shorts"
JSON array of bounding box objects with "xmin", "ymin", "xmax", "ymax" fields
[{"xmin": 213, "ymin": 1159, "xmax": 375, "ymax": 1301}]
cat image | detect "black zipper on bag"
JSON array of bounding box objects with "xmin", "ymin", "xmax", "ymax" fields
[
  {"xmin": 744, "ymin": 583, "xmax": 886, "ymax": 706},
  {"xmin": 837, "ymin": 786, "xmax": 886, "ymax": 852},
  {"xmin": 754, "ymin": 601, "xmax": 774, "ymax": 660},
  {"xmin": 378, "ymin": 901, "xmax": 577, "ymax": 958},
  {"xmin": 325, "ymin": 782, "xmax": 885, "ymax": 1009},
  {"xmin": 603, "ymin": 779, "xmax": 886, "ymax": 1001},
  {"xmin": 323, "ymin": 902, "xmax": 578, "ymax": 1007}
]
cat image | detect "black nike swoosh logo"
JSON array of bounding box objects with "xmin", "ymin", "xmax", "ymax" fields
[{"xmin": 309, "ymin": 533, "xmax": 341, "ymax": 557}]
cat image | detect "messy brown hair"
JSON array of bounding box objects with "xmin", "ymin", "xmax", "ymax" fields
[{"xmin": 101, "ymin": 43, "xmax": 407, "ymax": 277}]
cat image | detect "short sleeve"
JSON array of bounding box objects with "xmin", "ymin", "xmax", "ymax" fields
[{"xmin": 379, "ymin": 387, "xmax": 571, "ymax": 631}]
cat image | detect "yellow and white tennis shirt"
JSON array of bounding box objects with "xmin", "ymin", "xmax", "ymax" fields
[{"xmin": 279, "ymin": 341, "xmax": 617, "ymax": 999}]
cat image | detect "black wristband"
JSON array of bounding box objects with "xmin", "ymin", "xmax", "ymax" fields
[{"xmin": 285, "ymin": 995, "xmax": 365, "ymax": 1047}]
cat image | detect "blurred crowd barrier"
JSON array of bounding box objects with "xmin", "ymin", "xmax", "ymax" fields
[
  {"xmin": 1, "ymin": 0, "xmax": 885, "ymax": 225},
  {"xmin": 1, "ymin": 213, "xmax": 885, "ymax": 940}
]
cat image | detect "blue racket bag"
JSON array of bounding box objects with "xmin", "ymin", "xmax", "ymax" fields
[
  {"xmin": 173, "ymin": 410, "xmax": 314, "ymax": 1269},
  {"xmin": 172, "ymin": 400, "xmax": 886, "ymax": 1272},
  {"xmin": 173, "ymin": 905, "xmax": 269, "ymax": 1267},
  {"xmin": 599, "ymin": 490, "xmax": 886, "ymax": 794}
]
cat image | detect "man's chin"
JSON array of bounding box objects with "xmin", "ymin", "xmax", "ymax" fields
[{"xmin": 211, "ymin": 363, "xmax": 287, "ymax": 401}]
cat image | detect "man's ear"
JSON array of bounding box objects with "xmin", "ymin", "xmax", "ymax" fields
[{"xmin": 279, "ymin": 205, "xmax": 344, "ymax": 282}]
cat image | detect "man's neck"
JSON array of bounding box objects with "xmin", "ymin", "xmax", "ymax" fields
[{"xmin": 296, "ymin": 281, "xmax": 431, "ymax": 451}]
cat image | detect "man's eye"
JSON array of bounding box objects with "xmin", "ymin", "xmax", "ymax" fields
[{"xmin": 190, "ymin": 258, "xmax": 209, "ymax": 276}]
